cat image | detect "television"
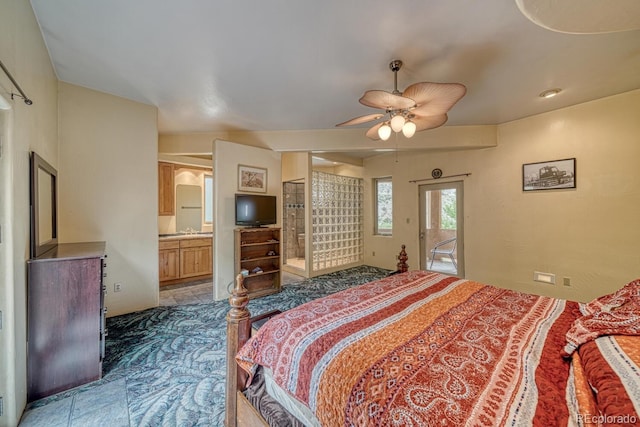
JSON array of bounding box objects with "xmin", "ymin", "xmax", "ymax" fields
[{"xmin": 235, "ymin": 194, "xmax": 277, "ymax": 227}]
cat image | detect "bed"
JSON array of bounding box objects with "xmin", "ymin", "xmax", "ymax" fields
[{"xmin": 225, "ymin": 251, "xmax": 640, "ymax": 426}]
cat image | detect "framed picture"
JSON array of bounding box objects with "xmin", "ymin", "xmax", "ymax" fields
[
  {"xmin": 238, "ymin": 164, "xmax": 267, "ymax": 193},
  {"xmin": 523, "ymin": 158, "xmax": 576, "ymax": 191}
]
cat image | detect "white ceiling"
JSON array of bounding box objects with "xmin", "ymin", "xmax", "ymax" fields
[{"xmin": 30, "ymin": 0, "xmax": 640, "ymax": 140}]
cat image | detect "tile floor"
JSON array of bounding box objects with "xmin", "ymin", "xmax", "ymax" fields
[
  {"xmin": 158, "ymin": 278, "xmax": 214, "ymax": 305},
  {"xmin": 19, "ymin": 272, "xmax": 305, "ymax": 426},
  {"xmin": 284, "ymin": 257, "xmax": 305, "ymax": 270},
  {"xmin": 159, "ymin": 272, "xmax": 304, "ymax": 305},
  {"xmin": 19, "ymin": 379, "xmax": 129, "ymax": 427}
]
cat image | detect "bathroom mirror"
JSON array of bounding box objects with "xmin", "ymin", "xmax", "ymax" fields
[
  {"xmin": 176, "ymin": 184, "xmax": 202, "ymax": 232},
  {"xmin": 30, "ymin": 151, "xmax": 58, "ymax": 257}
]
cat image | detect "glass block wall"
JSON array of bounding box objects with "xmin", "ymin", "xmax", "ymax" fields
[{"xmin": 311, "ymin": 171, "xmax": 364, "ymax": 272}]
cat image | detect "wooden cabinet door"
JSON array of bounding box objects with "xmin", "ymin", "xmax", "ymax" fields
[
  {"xmin": 180, "ymin": 245, "xmax": 212, "ymax": 278},
  {"xmin": 159, "ymin": 248, "xmax": 180, "ymax": 281},
  {"xmin": 158, "ymin": 162, "xmax": 175, "ymax": 216}
]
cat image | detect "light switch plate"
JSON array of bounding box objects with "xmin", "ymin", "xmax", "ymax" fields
[{"xmin": 534, "ymin": 271, "xmax": 555, "ymax": 284}]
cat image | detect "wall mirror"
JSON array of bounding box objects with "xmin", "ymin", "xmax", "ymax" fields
[
  {"xmin": 30, "ymin": 151, "xmax": 58, "ymax": 258},
  {"xmin": 176, "ymin": 184, "xmax": 202, "ymax": 232}
]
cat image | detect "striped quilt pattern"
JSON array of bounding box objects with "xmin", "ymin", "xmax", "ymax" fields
[
  {"xmin": 237, "ymin": 271, "xmax": 584, "ymax": 426},
  {"xmin": 577, "ymin": 335, "xmax": 640, "ymax": 425}
]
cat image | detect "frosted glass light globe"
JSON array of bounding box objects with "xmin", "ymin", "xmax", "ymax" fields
[
  {"xmin": 390, "ymin": 114, "xmax": 406, "ymax": 132},
  {"xmin": 378, "ymin": 124, "xmax": 392, "ymax": 141},
  {"xmin": 402, "ymin": 121, "xmax": 416, "ymax": 138}
]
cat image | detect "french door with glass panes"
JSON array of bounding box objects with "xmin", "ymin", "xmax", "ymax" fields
[{"xmin": 419, "ymin": 181, "xmax": 464, "ymax": 277}]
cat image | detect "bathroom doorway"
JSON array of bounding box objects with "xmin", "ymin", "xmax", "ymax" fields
[{"xmin": 283, "ymin": 179, "xmax": 305, "ymax": 271}]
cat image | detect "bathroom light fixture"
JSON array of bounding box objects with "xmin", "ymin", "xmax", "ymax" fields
[{"xmin": 539, "ymin": 88, "xmax": 562, "ymax": 98}]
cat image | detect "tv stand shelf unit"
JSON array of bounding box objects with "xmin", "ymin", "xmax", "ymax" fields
[
  {"xmin": 26, "ymin": 241, "xmax": 107, "ymax": 402},
  {"xmin": 234, "ymin": 227, "xmax": 281, "ymax": 298}
]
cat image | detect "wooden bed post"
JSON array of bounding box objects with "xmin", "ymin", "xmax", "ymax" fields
[
  {"xmin": 225, "ymin": 274, "xmax": 251, "ymax": 427},
  {"xmin": 397, "ymin": 244, "xmax": 408, "ymax": 272}
]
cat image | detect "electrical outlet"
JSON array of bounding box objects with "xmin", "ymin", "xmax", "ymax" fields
[
  {"xmin": 114, "ymin": 282, "xmax": 122, "ymax": 292},
  {"xmin": 563, "ymin": 277, "xmax": 571, "ymax": 287}
]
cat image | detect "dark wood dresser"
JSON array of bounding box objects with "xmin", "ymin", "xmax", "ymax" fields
[{"xmin": 26, "ymin": 241, "xmax": 107, "ymax": 401}]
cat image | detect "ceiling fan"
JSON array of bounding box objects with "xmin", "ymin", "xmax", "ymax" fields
[{"xmin": 336, "ymin": 60, "xmax": 466, "ymax": 141}]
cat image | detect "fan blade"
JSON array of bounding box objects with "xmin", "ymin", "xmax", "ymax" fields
[
  {"xmin": 365, "ymin": 122, "xmax": 384, "ymax": 140},
  {"xmin": 335, "ymin": 113, "xmax": 385, "ymax": 127},
  {"xmin": 412, "ymin": 114, "xmax": 449, "ymax": 131},
  {"xmin": 359, "ymin": 90, "xmax": 416, "ymax": 110},
  {"xmin": 403, "ymin": 82, "xmax": 466, "ymax": 117}
]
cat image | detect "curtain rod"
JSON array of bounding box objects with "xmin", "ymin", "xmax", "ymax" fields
[
  {"xmin": 409, "ymin": 173, "xmax": 471, "ymax": 183},
  {"xmin": 0, "ymin": 59, "xmax": 33, "ymax": 105}
]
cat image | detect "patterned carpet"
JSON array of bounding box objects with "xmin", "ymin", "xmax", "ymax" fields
[{"xmin": 30, "ymin": 265, "xmax": 390, "ymax": 426}]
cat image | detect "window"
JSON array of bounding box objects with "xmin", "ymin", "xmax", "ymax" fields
[
  {"xmin": 440, "ymin": 189, "xmax": 457, "ymax": 230},
  {"xmin": 374, "ymin": 177, "xmax": 392, "ymax": 235},
  {"xmin": 204, "ymin": 175, "xmax": 213, "ymax": 224}
]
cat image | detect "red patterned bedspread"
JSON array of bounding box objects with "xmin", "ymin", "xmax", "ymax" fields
[{"xmin": 237, "ymin": 271, "xmax": 587, "ymax": 426}]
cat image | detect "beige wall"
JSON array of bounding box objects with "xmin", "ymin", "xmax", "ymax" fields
[
  {"xmin": 0, "ymin": 1, "xmax": 59, "ymax": 424},
  {"xmin": 213, "ymin": 140, "xmax": 281, "ymax": 300},
  {"xmin": 281, "ymin": 151, "xmax": 310, "ymax": 182},
  {"xmin": 58, "ymin": 82, "xmax": 159, "ymax": 317},
  {"xmin": 364, "ymin": 90, "xmax": 640, "ymax": 302}
]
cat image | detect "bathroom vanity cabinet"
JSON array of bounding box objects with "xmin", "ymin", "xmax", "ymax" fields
[{"xmin": 159, "ymin": 235, "xmax": 213, "ymax": 285}]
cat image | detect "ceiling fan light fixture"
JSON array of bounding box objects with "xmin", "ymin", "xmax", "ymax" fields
[
  {"xmin": 390, "ymin": 114, "xmax": 406, "ymax": 132},
  {"xmin": 337, "ymin": 60, "xmax": 466, "ymax": 141},
  {"xmin": 378, "ymin": 123, "xmax": 392, "ymax": 141},
  {"xmin": 402, "ymin": 120, "xmax": 416, "ymax": 138}
]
